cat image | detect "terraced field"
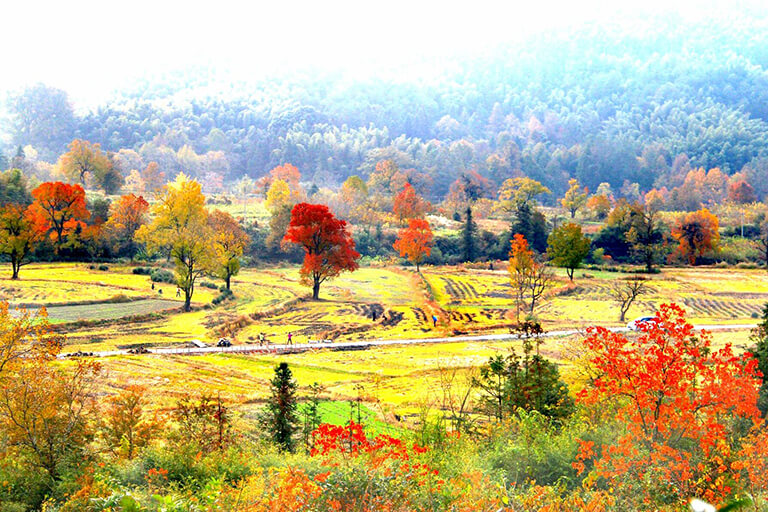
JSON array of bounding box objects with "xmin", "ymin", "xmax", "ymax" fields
[{"xmin": 7, "ymin": 262, "xmax": 768, "ymax": 354}]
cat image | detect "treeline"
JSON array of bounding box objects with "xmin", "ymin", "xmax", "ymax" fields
[{"xmin": 5, "ymin": 14, "xmax": 768, "ymax": 201}]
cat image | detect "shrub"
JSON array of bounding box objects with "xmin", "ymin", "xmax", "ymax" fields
[
  {"xmin": 199, "ymin": 281, "xmax": 218, "ymax": 289},
  {"xmin": 98, "ymin": 264, "xmax": 109, "ymax": 271},
  {"xmin": 132, "ymin": 267, "xmax": 152, "ymax": 275},
  {"xmin": 212, "ymin": 289, "xmax": 234, "ymax": 305},
  {"xmin": 150, "ymin": 269, "xmax": 175, "ymax": 284}
]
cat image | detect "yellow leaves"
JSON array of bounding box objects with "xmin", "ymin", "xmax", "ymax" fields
[{"xmin": 265, "ymin": 178, "xmax": 291, "ymax": 213}]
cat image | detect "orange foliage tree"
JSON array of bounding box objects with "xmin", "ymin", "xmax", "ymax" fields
[
  {"xmin": 104, "ymin": 194, "xmax": 149, "ymax": 259},
  {"xmin": 728, "ymin": 179, "xmax": 756, "ymax": 204},
  {"xmin": 283, "ymin": 203, "xmax": 360, "ymax": 300},
  {"xmin": 102, "ymin": 385, "xmax": 160, "ymax": 459},
  {"xmin": 393, "ymin": 218, "xmax": 433, "ymax": 272},
  {"xmin": 575, "ymin": 303, "xmax": 761, "ymax": 507},
  {"xmin": 29, "ymin": 182, "xmax": 90, "ymax": 248},
  {"xmin": 392, "ymin": 183, "xmax": 429, "ymax": 224},
  {"xmin": 0, "ymin": 204, "xmax": 42, "ymax": 279},
  {"xmin": 141, "ymin": 161, "xmax": 166, "ymax": 194},
  {"xmin": 671, "ymin": 208, "xmax": 720, "ymax": 264}
]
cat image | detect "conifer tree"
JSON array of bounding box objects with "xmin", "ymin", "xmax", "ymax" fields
[
  {"xmin": 262, "ymin": 362, "xmax": 299, "ymax": 452},
  {"xmin": 462, "ymin": 206, "xmax": 476, "ymax": 262}
]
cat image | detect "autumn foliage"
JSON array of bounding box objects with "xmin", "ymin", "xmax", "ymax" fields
[
  {"xmin": 393, "ymin": 218, "xmax": 433, "ymax": 271},
  {"xmin": 283, "ymin": 203, "xmax": 360, "ymax": 300},
  {"xmin": 671, "ymin": 208, "xmax": 720, "ymax": 264},
  {"xmin": 0, "ymin": 204, "xmax": 42, "ymax": 279},
  {"xmin": 392, "ymin": 183, "xmax": 428, "ymax": 223},
  {"xmin": 29, "ymin": 181, "xmax": 90, "ymax": 247},
  {"xmin": 104, "ymin": 194, "xmax": 149, "ymax": 259},
  {"xmin": 575, "ymin": 303, "xmax": 761, "ymax": 506}
]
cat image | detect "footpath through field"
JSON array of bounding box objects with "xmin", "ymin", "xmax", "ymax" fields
[{"xmin": 59, "ymin": 323, "xmax": 757, "ymax": 359}]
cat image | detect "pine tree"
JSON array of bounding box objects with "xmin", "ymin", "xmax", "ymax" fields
[
  {"xmin": 462, "ymin": 206, "xmax": 476, "ymax": 262},
  {"xmin": 262, "ymin": 362, "xmax": 299, "ymax": 451}
]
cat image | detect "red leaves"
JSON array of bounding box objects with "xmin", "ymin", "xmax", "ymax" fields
[
  {"xmin": 576, "ymin": 303, "xmax": 761, "ymax": 505},
  {"xmin": 283, "ymin": 203, "xmax": 359, "ymax": 298}
]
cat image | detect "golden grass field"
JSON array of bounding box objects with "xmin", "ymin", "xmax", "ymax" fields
[{"xmin": 3, "ymin": 261, "xmax": 764, "ymax": 416}]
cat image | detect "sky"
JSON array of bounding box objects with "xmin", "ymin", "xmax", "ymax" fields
[{"xmin": 1, "ymin": 0, "xmax": 764, "ymax": 108}]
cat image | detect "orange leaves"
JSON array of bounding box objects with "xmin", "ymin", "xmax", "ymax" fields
[
  {"xmin": 576, "ymin": 303, "xmax": 761, "ymax": 506},
  {"xmin": 29, "ymin": 181, "xmax": 89, "ymax": 246},
  {"xmin": 393, "ymin": 218, "xmax": 433, "ymax": 271},
  {"xmin": 392, "ymin": 183, "xmax": 429, "ymax": 223},
  {"xmin": 671, "ymin": 208, "xmax": 720, "ymax": 264}
]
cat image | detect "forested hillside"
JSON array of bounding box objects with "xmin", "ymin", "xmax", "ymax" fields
[{"xmin": 4, "ymin": 13, "xmax": 768, "ymax": 200}]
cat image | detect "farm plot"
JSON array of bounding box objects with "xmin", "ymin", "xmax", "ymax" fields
[
  {"xmin": 1, "ymin": 279, "xmax": 149, "ymax": 305},
  {"xmin": 32, "ymin": 298, "xmax": 180, "ymax": 323}
]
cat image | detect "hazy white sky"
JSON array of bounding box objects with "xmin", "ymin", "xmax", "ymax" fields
[{"xmin": 1, "ymin": 0, "xmax": 763, "ymax": 106}]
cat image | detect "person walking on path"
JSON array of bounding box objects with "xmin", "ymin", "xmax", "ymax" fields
[
  {"xmin": 287, "ymin": 332, "xmax": 293, "ymax": 345},
  {"xmin": 432, "ymin": 314, "xmax": 438, "ymax": 328}
]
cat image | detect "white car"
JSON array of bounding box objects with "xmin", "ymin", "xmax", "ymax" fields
[{"xmin": 627, "ymin": 316, "xmax": 657, "ymax": 331}]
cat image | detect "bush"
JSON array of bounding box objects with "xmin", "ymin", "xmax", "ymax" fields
[
  {"xmin": 200, "ymin": 281, "xmax": 218, "ymax": 289},
  {"xmin": 132, "ymin": 266, "xmax": 152, "ymax": 275},
  {"xmin": 150, "ymin": 269, "xmax": 175, "ymax": 284},
  {"xmin": 98, "ymin": 264, "xmax": 109, "ymax": 271},
  {"xmin": 212, "ymin": 289, "xmax": 234, "ymax": 305}
]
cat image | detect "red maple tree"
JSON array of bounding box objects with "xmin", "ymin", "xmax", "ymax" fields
[
  {"xmin": 574, "ymin": 303, "xmax": 761, "ymax": 506},
  {"xmin": 29, "ymin": 182, "xmax": 90, "ymax": 247},
  {"xmin": 283, "ymin": 203, "xmax": 360, "ymax": 299},
  {"xmin": 393, "ymin": 218, "xmax": 433, "ymax": 272}
]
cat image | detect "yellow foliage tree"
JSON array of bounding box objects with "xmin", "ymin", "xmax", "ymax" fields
[
  {"xmin": 57, "ymin": 139, "xmax": 112, "ymax": 187},
  {"xmin": 561, "ymin": 178, "xmax": 588, "ymax": 218},
  {"xmin": 209, "ymin": 209, "xmax": 250, "ymax": 290},
  {"xmin": 135, "ymin": 173, "xmax": 214, "ymax": 311},
  {"xmin": 265, "ymin": 178, "xmax": 291, "ymax": 213}
]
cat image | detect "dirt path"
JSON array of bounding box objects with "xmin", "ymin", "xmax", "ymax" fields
[{"xmin": 59, "ymin": 323, "xmax": 756, "ymax": 359}]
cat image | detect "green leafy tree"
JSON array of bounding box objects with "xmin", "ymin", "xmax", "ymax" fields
[
  {"xmin": 547, "ymin": 223, "xmax": 591, "ymax": 281},
  {"xmin": 626, "ymin": 203, "xmax": 665, "ymax": 272},
  {"xmin": 261, "ymin": 362, "xmax": 299, "ymax": 452},
  {"xmin": 0, "ymin": 168, "xmax": 31, "ymax": 206},
  {"xmin": 474, "ymin": 322, "xmax": 573, "ymax": 422},
  {"xmin": 511, "ymin": 202, "xmax": 548, "ymax": 253}
]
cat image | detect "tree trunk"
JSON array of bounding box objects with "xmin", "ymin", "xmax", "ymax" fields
[
  {"xmin": 11, "ymin": 258, "xmax": 19, "ymax": 280},
  {"xmin": 312, "ymin": 278, "xmax": 320, "ymax": 300},
  {"xmin": 226, "ymin": 274, "xmax": 231, "ymax": 290},
  {"xmin": 184, "ymin": 288, "xmax": 192, "ymax": 312},
  {"xmin": 416, "ymin": 262, "xmax": 420, "ymax": 273},
  {"xmin": 567, "ymin": 268, "xmax": 574, "ymax": 281}
]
